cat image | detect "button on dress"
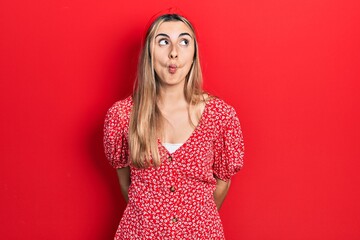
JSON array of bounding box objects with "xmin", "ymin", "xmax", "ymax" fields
[{"xmin": 103, "ymin": 96, "xmax": 245, "ymax": 239}]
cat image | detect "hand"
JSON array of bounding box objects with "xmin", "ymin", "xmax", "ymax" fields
[{"xmin": 213, "ymin": 176, "xmax": 231, "ymax": 211}]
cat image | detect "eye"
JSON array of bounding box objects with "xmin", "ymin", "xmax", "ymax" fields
[
  {"xmin": 159, "ymin": 39, "xmax": 169, "ymax": 46},
  {"xmin": 179, "ymin": 39, "xmax": 190, "ymax": 46}
]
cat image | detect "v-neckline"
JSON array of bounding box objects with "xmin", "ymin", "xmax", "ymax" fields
[{"xmin": 158, "ymin": 97, "xmax": 213, "ymax": 156}]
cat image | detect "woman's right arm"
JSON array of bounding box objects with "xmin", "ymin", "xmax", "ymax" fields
[{"xmin": 116, "ymin": 166, "xmax": 131, "ymax": 203}]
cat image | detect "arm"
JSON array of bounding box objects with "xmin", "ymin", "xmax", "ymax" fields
[
  {"xmin": 213, "ymin": 176, "xmax": 231, "ymax": 211},
  {"xmin": 116, "ymin": 166, "xmax": 131, "ymax": 203}
]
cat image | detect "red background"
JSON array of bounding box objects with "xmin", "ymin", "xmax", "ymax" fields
[{"xmin": 1, "ymin": 0, "xmax": 360, "ymax": 239}]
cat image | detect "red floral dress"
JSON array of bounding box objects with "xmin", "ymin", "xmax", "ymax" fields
[{"xmin": 104, "ymin": 96, "xmax": 244, "ymax": 239}]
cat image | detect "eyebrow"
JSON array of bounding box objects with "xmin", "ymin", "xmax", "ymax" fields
[{"xmin": 155, "ymin": 33, "xmax": 193, "ymax": 39}]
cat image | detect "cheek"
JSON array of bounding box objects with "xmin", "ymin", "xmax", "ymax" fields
[
  {"xmin": 153, "ymin": 61, "xmax": 162, "ymax": 76},
  {"xmin": 153, "ymin": 53, "xmax": 166, "ymax": 76},
  {"xmin": 184, "ymin": 47, "xmax": 195, "ymax": 63},
  {"xmin": 152, "ymin": 54, "xmax": 162, "ymax": 73},
  {"xmin": 183, "ymin": 52, "xmax": 195, "ymax": 67},
  {"xmin": 153, "ymin": 50, "xmax": 167, "ymax": 66}
]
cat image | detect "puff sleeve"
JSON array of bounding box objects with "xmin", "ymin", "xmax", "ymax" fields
[
  {"xmin": 103, "ymin": 103, "xmax": 130, "ymax": 169},
  {"xmin": 212, "ymin": 108, "xmax": 245, "ymax": 182}
]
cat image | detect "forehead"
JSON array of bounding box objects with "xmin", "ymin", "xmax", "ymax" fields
[{"xmin": 156, "ymin": 21, "xmax": 193, "ymax": 37}]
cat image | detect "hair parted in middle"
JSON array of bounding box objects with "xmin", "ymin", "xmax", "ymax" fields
[{"xmin": 129, "ymin": 13, "xmax": 204, "ymax": 168}]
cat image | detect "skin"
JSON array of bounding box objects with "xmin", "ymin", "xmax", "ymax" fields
[
  {"xmin": 152, "ymin": 21, "xmax": 201, "ymax": 144},
  {"xmin": 117, "ymin": 21, "xmax": 231, "ymax": 211}
]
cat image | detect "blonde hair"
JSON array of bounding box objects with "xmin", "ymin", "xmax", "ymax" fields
[{"xmin": 129, "ymin": 14, "xmax": 203, "ymax": 168}]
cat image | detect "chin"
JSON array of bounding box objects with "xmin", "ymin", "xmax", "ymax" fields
[{"xmin": 162, "ymin": 79, "xmax": 185, "ymax": 86}]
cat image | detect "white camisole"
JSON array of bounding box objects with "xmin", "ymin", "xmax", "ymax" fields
[{"xmin": 162, "ymin": 143, "xmax": 183, "ymax": 154}]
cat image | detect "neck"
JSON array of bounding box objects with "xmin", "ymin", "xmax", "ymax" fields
[{"xmin": 157, "ymin": 82, "xmax": 187, "ymax": 108}]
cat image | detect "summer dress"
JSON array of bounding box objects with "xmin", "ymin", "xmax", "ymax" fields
[{"xmin": 104, "ymin": 96, "xmax": 244, "ymax": 239}]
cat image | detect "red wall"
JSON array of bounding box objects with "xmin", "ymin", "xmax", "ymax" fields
[{"xmin": 1, "ymin": 0, "xmax": 360, "ymax": 239}]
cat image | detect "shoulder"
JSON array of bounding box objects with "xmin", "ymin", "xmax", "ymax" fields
[
  {"xmin": 105, "ymin": 96, "xmax": 133, "ymax": 126},
  {"xmin": 206, "ymin": 95, "xmax": 238, "ymax": 121},
  {"xmin": 106, "ymin": 96, "xmax": 133, "ymax": 116}
]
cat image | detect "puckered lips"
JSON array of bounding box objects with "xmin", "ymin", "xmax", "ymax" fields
[{"xmin": 168, "ymin": 64, "xmax": 177, "ymax": 74}]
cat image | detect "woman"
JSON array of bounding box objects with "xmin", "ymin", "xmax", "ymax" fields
[{"xmin": 104, "ymin": 13, "xmax": 244, "ymax": 239}]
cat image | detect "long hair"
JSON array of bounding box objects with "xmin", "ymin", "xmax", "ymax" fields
[{"xmin": 129, "ymin": 13, "xmax": 203, "ymax": 168}]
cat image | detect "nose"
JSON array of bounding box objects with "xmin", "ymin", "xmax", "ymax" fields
[{"xmin": 169, "ymin": 45, "xmax": 178, "ymax": 59}]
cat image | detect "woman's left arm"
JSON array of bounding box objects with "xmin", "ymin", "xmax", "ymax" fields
[{"xmin": 213, "ymin": 176, "xmax": 231, "ymax": 211}]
